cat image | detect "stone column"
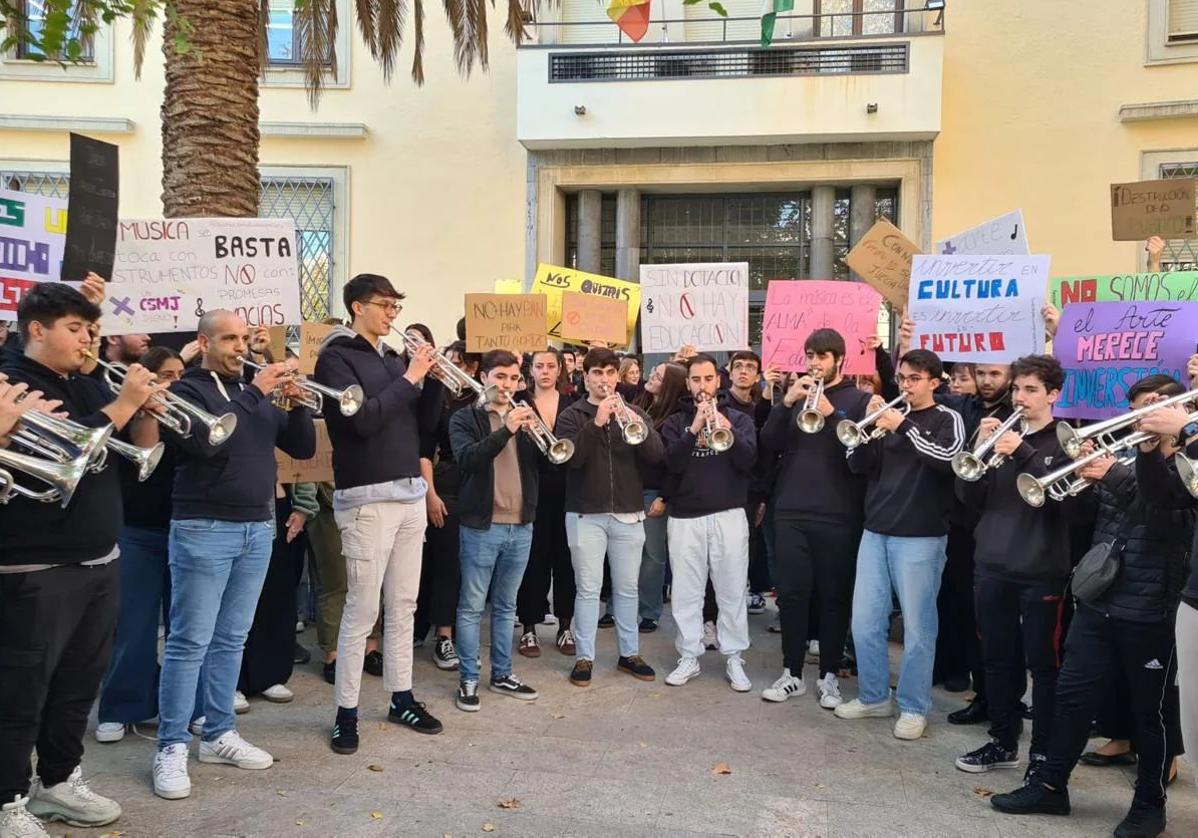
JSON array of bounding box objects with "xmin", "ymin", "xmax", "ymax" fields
[
  {"xmin": 576, "ymin": 190, "xmax": 603, "ymax": 273},
  {"xmin": 615, "ymin": 188, "xmax": 641, "ymax": 281},
  {"xmin": 849, "ymin": 184, "xmax": 877, "ymax": 281},
  {"xmin": 810, "ymin": 185, "xmax": 836, "ymax": 279}
]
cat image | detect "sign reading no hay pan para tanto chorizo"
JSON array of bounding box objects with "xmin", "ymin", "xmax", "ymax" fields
[
  {"xmin": 1110, "ymin": 178, "xmax": 1197, "ymax": 241},
  {"xmin": 107, "ymin": 218, "xmax": 302, "ymax": 336},
  {"xmin": 935, "ymin": 209, "xmax": 1029, "ymax": 257},
  {"xmin": 0, "ymin": 188, "xmax": 68, "ymax": 315},
  {"xmin": 62, "ymin": 133, "xmax": 120, "ymax": 284},
  {"xmin": 761, "ymin": 280, "xmax": 882, "ymax": 375},
  {"xmin": 638, "ymin": 262, "xmax": 749, "ymax": 354},
  {"xmin": 1049, "ymin": 270, "xmax": 1198, "ymax": 308},
  {"xmin": 844, "ymin": 219, "xmax": 920, "ymax": 310},
  {"xmin": 533, "ymin": 263, "xmax": 640, "ymax": 346},
  {"xmin": 464, "ymin": 293, "xmax": 548, "ymax": 354}
]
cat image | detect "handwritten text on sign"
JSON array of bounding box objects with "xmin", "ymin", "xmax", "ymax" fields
[
  {"xmin": 107, "ymin": 218, "xmax": 301, "ymax": 335},
  {"xmin": 1110, "ymin": 179, "xmax": 1196, "ymax": 241},
  {"xmin": 276, "ymin": 419, "xmax": 333, "ymax": 484},
  {"xmin": 464, "ymin": 293, "xmax": 548, "ymax": 353},
  {"xmin": 908, "ymin": 254, "xmax": 1049, "ymax": 362},
  {"xmin": 639, "ymin": 262, "xmax": 749, "ymax": 353},
  {"xmin": 935, "ymin": 210, "xmax": 1029, "ymax": 257},
  {"xmin": 0, "ymin": 188, "xmax": 68, "ymax": 314},
  {"xmin": 845, "ymin": 219, "xmax": 919, "ymax": 309},
  {"xmin": 1053, "ymin": 302, "xmax": 1198, "ymax": 419},
  {"xmin": 1050, "ymin": 271, "xmax": 1198, "ymax": 308},
  {"xmin": 533, "ymin": 264, "xmax": 640, "ymax": 346},
  {"xmin": 762, "ymin": 281, "xmax": 882, "ymax": 375},
  {"xmin": 560, "ymin": 291, "xmax": 628, "ymax": 346}
]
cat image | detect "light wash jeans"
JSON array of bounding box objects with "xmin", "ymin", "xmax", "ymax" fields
[
  {"xmin": 638, "ymin": 490, "xmax": 670, "ymax": 622},
  {"xmin": 456, "ymin": 523, "xmax": 534, "ymax": 684},
  {"xmin": 158, "ymin": 518, "xmax": 274, "ymax": 749},
  {"xmin": 566, "ymin": 513, "xmax": 645, "ymax": 661},
  {"xmin": 850, "ymin": 529, "xmax": 947, "ymax": 716}
]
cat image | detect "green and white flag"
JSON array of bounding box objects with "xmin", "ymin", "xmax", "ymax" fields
[{"xmin": 760, "ymin": 0, "xmax": 795, "ymax": 47}]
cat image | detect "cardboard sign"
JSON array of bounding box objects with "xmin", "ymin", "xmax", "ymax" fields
[
  {"xmin": 761, "ymin": 280, "xmax": 882, "ymax": 374},
  {"xmin": 494, "ymin": 278, "xmax": 523, "ymax": 294},
  {"xmin": 935, "ymin": 210, "xmax": 1029, "ymax": 257},
  {"xmin": 464, "ymin": 293, "xmax": 548, "ymax": 353},
  {"xmin": 845, "ymin": 219, "xmax": 920, "ymax": 309},
  {"xmin": 559, "ymin": 290, "xmax": 628, "ymax": 345},
  {"xmin": 1050, "ymin": 271, "xmax": 1198, "ymax": 307},
  {"xmin": 532, "ymin": 263, "xmax": 640, "ymax": 345},
  {"xmin": 638, "ymin": 261, "xmax": 749, "ymax": 353},
  {"xmin": 296, "ymin": 322, "xmax": 335, "ymax": 375},
  {"xmin": 62, "ymin": 133, "xmax": 119, "ymax": 283},
  {"xmin": 1111, "ymin": 178, "xmax": 1196, "ymax": 241},
  {"xmin": 0, "ymin": 188, "xmax": 68, "ymax": 313},
  {"xmin": 908, "ymin": 254, "xmax": 1050, "ymax": 362},
  {"xmin": 275, "ymin": 419, "xmax": 333, "ymax": 484},
  {"xmin": 1053, "ymin": 301, "xmax": 1198, "ymax": 419},
  {"xmin": 107, "ymin": 218, "xmax": 302, "ymax": 335}
]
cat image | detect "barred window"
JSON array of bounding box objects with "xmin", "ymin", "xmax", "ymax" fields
[{"xmin": 1159, "ymin": 161, "xmax": 1198, "ymax": 271}]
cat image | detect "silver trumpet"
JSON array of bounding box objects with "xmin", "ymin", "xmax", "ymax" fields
[
  {"xmin": 599, "ymin": 384, "xmax": 647, "ymax": 446},
  {"xmin": 836, "ymin": 394, "xmax": 910, "ymax": 449},
  {"xmin": 512, "ymin": 399, "xmax": 574, "ymax": 464},
  {"xmin": 1056, "ymin": 387, "xmax": 1198, "ymax": 458},
  {"xmin": 241, "ymin": 358, "xmax": 363, "ymax": 417},
  {"xmin": 699, "ymin": 392, "xmax": 734, "ymax": 453},
  {"xmin": 1017, "ymin": 447, "xmax": 1138, "ymax": 508},
  {"xmin": 0, "ymin": 445, "xmax": 90, "ymax": 507},
  {"xmin": 393, "ymin": 327, "xmax": 497, "ymax": 406},
  {"xmin": 797, "ymin": 371, "xmax": 826, "ymax": 434},
  {"xmin": 951, "ymin": 407, "xmax": 1028, "ymax": 482},
  {"xmin": 11, "ymin": 409, "xmax": 162, "ymax": 481},
  {"xmin": 1177, "ymin": 453, "xmax": 1198, "ymax": 498}
]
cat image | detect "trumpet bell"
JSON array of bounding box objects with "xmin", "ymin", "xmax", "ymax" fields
[
  {"xmin": 207, "ymin": 413, "xmax": 238, "ymax": 446},
  {"xmin": 951, "ymin": 451, "xmax": 987, "ymax": 482},
  {"xmin": 548, "ymin": 439, "xmax": 575, "ymax": 465},
  {"xmin": 339, "ymin": 384, "xmax": 364, "ymax": 416},
  {"xmin": 798, "ymin": 409, "xmax": 825, "ymax": 434},
  {"xmin": 836, "ymin": 419, "xmax": 863, "ymax": 449},
  {"xmin": 1016, "ymin": 473, "xmax": 1048, "ymax": 508},
  {"xmin": 623, "ymin": 420, "xmax": 648, "ymax": 446},
  {"xmin": 0, "ymin": 446, "xmax": 89, "ymax": 508},
  {"xmin": 708, "ymin": 427, "xmax": 734, "ymax": 453},
  {"xmin": 108, "ymin": 439, "xmax": 165, "ymax": 481},
  {"xmin": 1177, "ymin": 453, "xmax": 1198, "ymax": 499},
  {"xmin": 1056, "ymin": 422, "xmax": 1084, "ymax": 459}
]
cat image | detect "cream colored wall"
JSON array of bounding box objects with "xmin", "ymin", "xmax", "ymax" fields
[{"xmin": 934, "ymin": 0, "xmax": 1198, "ymax": 276}]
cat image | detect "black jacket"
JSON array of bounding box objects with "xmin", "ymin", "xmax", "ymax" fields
[
  {"xmin": 518, "ymin": 388, "xmax": 578, "ymax": 506},
  {"xmin": 448, "ymin": 403, "xmax": 541, "ymax": 529},
  {"xmin": 660, "ymin": 394, "xmax": 758, "ymax": 519},
  {"xmin": 0, "ymin": 354, "xmax": 122, "ymax": 566},
  {"xmin": 421, "ymin": 386, "xmax": 478, "ymax": 499},
  {"xmin": 166, "ymin": 366, "xmax": 316, "ymax": 522},
  {"xmin": 554, "ymin": 397, "xmax": 664, "ymax": 514},
  {"xmin": 1136, "ymin": 445, "xmax": 1198, "ymax": 611}
]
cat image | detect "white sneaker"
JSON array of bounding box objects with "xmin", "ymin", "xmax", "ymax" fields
[
  {"xmin": 188, "ymin": 717, "xmax": 205, "ymax": 737},
  {"xmin": 761, "ymin": 669, "xmax": 806, "ymax": 702},
  {"xmin": 894, "ymin": 712, "xmax": 927, "ymax": 740},
  {"xmin": 665, "ymin": 656, "xmax": 701, "ymax": 686},
  {"xmin": 0, "ymin": 796, "xmax": 48, "ymax": 838},
  {"xmin": 817, "ymin": 673, "xmax": 843, "ymax": 710},
  {"xmin": 702, "ymin": 621, "xmax": 719, "ymax": 651},
  {"xmin": 541, "ymin": 613, "xmax": 559, "ymax": 626},
  {"xmin": 233, "ymin": 691, "xmax": 250, "ymax": 714},
  {"xmin": 27, "ymin": 766, "xmax": 121, "ymax": 827},
  {"xmin": 152, "ymin": 744, "xmax": 191, "ymax": 800},
  {"xmin": 198, "ymin": 730, "xmax": 273, "ymax": 769},
  {"xmin": 94, "ymin": 722, "xmax": 125, "ymax": 743},
  {"xmin": 834, "ymin": 696, "xmax": 896, "ymax": 720},
  {"xmin": 261, "ymin": 684, "xmax": 294, "ymax": 703},
  {"xmin": 725, "ymin": 655, "xmax": 752, "ymax": 692},
  {"xmin": 806, "ymin": 639, "xmax": 820, "ymax": 664}
]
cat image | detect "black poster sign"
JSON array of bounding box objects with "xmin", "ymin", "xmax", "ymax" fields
[{"xmin": 62, "ymin": 133, "xmax": 119, "ymax": 282}]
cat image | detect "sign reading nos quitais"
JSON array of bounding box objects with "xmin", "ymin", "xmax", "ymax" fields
[{"xmin": 533, "ymin": 264, "xmax": 640, "ymax": 346}]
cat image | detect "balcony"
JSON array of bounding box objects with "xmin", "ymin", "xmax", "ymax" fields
[{"xmin": 516, "ymin": 3, "xmax": 945, "ymax": 150}]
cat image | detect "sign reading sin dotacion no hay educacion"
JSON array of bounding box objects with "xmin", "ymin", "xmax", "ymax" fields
[
  {"xmin": 638, "ymin": 262, "xmax": 749, "ymax": 354},
  {"xmin": 761, "ymin": 280, "xmax": 882, "ymax": 375},
  {"xmin": 464, "ymin": 293, "xmax": 548, "ymax": 353},
  {"xmin": 1110, "ymin": 178, "xmax": 1196, "ymax": 241},
  {"xmin": 0, "ymin": 188, "xmax": 68, "ymax": 314}
]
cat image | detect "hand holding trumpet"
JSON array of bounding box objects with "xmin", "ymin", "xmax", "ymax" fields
[{"xmin": 978, "ymin": 416, "xmax": 1024, "ymax": 458}]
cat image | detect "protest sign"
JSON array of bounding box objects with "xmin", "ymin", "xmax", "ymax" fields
[
  {"xmin": 1053, "ymin": 301, "xmax": 1198, "ymax": 419},
  {"xmin": 1110, "ymin": 178, "xmax": 1196, "ymax": 241},
  {"xmin": 0, "ymin": 188, "xmax": 68, "ymax": 314},
  {"xmin": 276, "ymin": 419, "xmax": 333, "ymax": 483},
  {"xmin": 935, "ymin": 210, "xmax": 1029, "ymax": 257},
  {"xmin": 845, "ymin": 219, "xmax": 920, "ymax": 309},
  {"xmin": 1050, "ymin": 270, "xmax": 1198, "ymax": 307},
  {"xmin": 638, "ymin": 262, "xmax": 748, "ymax": 353},
  {"xmin": 464, "ymin": 293, "xmax": 548, "ymax": 353},
  {"xmin": 106, "ymin": 218, "xmax": 301, "ymax": 335},
  {"xmin": 532, "ymin": 264, "xmax": 640, "ymax": 345},
  {"xmin": 62, "ymin": 133, "xmax": 119, "ymax": 283},
  {"xmin": 494, "ymin": 278, "xmax": 523, "ymax": 294},
  {"xmin": 908, "ymin": 254, "xmax": 1049, "ymax": 362},
  {"xmin": 560, "ymin": 291, "xmax": 628, "ymax": 345},
  {"xmin": 296, "ymin": 322, "xmax": 335, "ymax": 374},
  {"xmin": 761, "ymin": 280, "xmax": 882, "ymax": 374}
]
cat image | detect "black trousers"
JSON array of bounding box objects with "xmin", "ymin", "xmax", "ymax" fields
[
  {"xmin": 416, "ymin": 494, "xmax": 462, "ymax": 634},
  {"xmin": 517, "ymin": 491, "xmax": 574, "ymax": 627},
  {"xmin": 240, "ymin": 498, "xmax": 307, "ymax": 695},
  {"xmin": 936, "ymin": 524, "xmax": 982, "ymax": 688},
  {"xmin": 773, "ymin": 518, "xmax": 861, "ymax": 677},
  {"xmin": 975, "ymin": 575, "xmax": 1063, "ymax": 754},
  {"xmin": 0, "ymin": 560, "xmax": 119, "ymax": 801},
  {"xmin": 747, "ymin": 503, "xmax": 771, "ymax": 593},
  {"xmin": 1039, "ymin": 606, "xmax": 1180, "ymax": 806}
]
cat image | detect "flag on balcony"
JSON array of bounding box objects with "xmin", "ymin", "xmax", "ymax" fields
[
  {"xmin": 608, "ymin": 0, "xmax": 651, "ymax": 43},
  {"xmin": 761, "ymin": 0, "xmax": 795, "ymax": 47}
]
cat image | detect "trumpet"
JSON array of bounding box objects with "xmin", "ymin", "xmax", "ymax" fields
[
  {"xmin": 0, "ymin": 445, "xmax": 90, "ymax": 507},
  {"xmin": 951, "ymin": 408, "xmax": 1028, "ymax": 482},
  {"xmin": 599, "ymin": 384, "xmax": 648, "ymax": 446},
  {"xmin": 240, "ymin": 359, "xmax": 363, "ymax": 416},
  {"xmin": 1056, "ymin": 387, "xmax": 1198, "ymax": 458},
  {"xmin": 1016, "ymin": 446, "xmax": 1138, "ymax": 508},
  {"xmin": 797, "ymin": 371, "xmax": 826, "ymax": 434},
  {"xmin": 699, "ymin": 393, "xmax": 734, "ymax": 453},
  {"xmin": 1176, "ymin": 453, "xmax": 1198, "ymax": 498},
  {"xmin": 392, "ymin": 327, "xmax": 497, "ymax": 406},
  {"xmin": 836, "ymin": 394, "xmax": 909, "ymax": 449},
  {"xmin": 10, "ymin": 408, "xmax": 163, "ymax": 482},
  {"xmin": 511, "ymin": 399, "xmax": 574, "ymax": 464}
]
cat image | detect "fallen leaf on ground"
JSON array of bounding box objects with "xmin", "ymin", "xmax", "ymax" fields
[
  {"xmin": 497, "ymin": 798, "xmax": 521, "ymax": 810},
  {"xmin": 367, "ymin": 764, "xmax": 384, "ymax": 772},
  {"xmin": 277, "ymin": 790, "xmax": 288, "ymax": 797},
  {"xmin": 295, "ymin": 820, "xmax": 305, "ymax": 827},
  {"xmin": 712, "ymin": 762, "xmax": 732, "ymax": 775},
  {"xmin": 482, "ymin": 824, "xmax": 495, "ymax": 833},
  {"xmin": 972, "ymin": 786, "xmax": 994, "ymax": 798},
  {"xmin": 551, "ymin": 714, "xmax": 565, "ymax": 720},
  {"xmin": 371, "ymin": 811, "xmax": 384, "ymax": 820},
  {"xmin": 100, "ymin": 832, "xmax": 124, "ymax": 838}
]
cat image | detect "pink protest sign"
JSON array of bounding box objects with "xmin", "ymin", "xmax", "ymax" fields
[{"xmin": 761, "ymin": 280, "xmax": 882, "ymax": 374}]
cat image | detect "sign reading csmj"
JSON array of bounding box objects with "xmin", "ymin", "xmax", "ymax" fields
[
  {"xmin": 1053, "ymin": 301, "xmax": 1198, "ymax": 419},
  {"xmin": 1050, "ymin": 271, "xmax": 1198, "ymax": 307},
  {"xmin": 107, "ymin": 218, "xmax": 302, "ymax": 335},
  {"xmin": 935, "ymin": 210, "xmax": 1029, "ymax": 257},
  {"xmin": 533, "ymin": 264, "xmax": 640, "ymax": 346},
  {"xmin": 464, "ymin": 293, "xmax": 548, "ymax": 354},
  {"xmin": 761, "ymin": 280, "xmax": 882, "ymax": 375},
  {"xmin": 908, "ymin": 254, "xmax": 1049, "ymax": 362},
  {"xmin": 639, "ymin": 262, "xmax": 749, "ymax": 354},
  {"xmin": 0, "ymin": 188, "xmax": 68, "ymax": 314},
  {"xmin": 1110, "ymin": 178, "xmax": 1197, "ymax": 241}
]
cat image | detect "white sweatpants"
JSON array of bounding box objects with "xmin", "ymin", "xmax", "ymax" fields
[{"xmin": 667, "ymin": 509, "xmax": 750, "ymax": 660}]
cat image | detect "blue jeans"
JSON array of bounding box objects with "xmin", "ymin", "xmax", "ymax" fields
[
  {"xmin": 638, "ymin": 490, "xmax": 669, "ymax": 622},
  {"xmin": 456, "ymin": 523, "xmax": 534, "ymax": 684},
  {"xmin": 851, "ymin": 529, "xmax": 947, "ymax": 715},
  {"xmin": 567, "ymin": 513, "xmax": 645, "ymax": 661},
  {"xmin": 158, "ymin": 518, "xmax": 274, "ymax": 749},
  {"xmin": 98, "ymin": 526, "xmax": 170, "ymax": 724}
]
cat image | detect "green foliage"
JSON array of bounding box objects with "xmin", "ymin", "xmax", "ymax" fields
[{"xmin": 681, "ymin": 0, "xmax": 727, "ymax": 17}]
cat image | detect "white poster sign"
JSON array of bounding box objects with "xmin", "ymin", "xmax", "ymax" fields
[
  {"xmin": 639, "ymin": 261, "xmax": 749, "ymax": 353},
  {"xmin": 0, "ymin": 188, "xmax": 68, "ymax": 314},
  {"xmin": 908, "ymin": 254, "xmax": 1050, "ymax": 363},
  {"xmin": 935, "ymin": 210, "xmax": 1029, "ymax": 257},
  {"xmin": 106, "ymin": 218, "xmax": 301, "ymax": 334}
]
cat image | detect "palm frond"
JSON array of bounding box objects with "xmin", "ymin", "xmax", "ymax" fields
[
  {"xmin": 410, "ymin": 0, "xmax": 425, "ymax": 85},
  {"xmin": 296, "ymin": 0, "xmax": 339, "ymax": 107},
  {"xmin": 354, "ymin": 0, "xmax": 377, "ymax": 54},
  {"xmin": 374, "ymin": 0, "xmax": 405, "ymax": 81},
  {"xmin": 130, "ymin": 0, "xmax": 158, "ymax": 78},
  {"xmin": 504, "ymin": 0, "xmax": 528, "ymax": 45},
  {"xmin": 442, "ymin": 0, "xmax": 466, "ymax": 71},
  {"xmin": 258, "ymin": 0, "xmax": 270, "ymax": 75}
]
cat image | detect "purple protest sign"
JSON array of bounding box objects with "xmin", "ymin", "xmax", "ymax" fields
[{"xmin": 1053, "ymin": 301, "xmax": 1198, "ymax": 419}]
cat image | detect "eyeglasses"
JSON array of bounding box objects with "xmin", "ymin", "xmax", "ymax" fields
[
  {"xmin": 896, "ymin": 374, "xmax": 931, "ymax": 385},
  {"xmin": 364, "ymin": 300, "xmax": 402, "ymax": 315}
]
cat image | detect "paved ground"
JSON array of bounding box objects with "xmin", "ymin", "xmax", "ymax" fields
[{"xmin": 57, "ymin": 602, "xmax": 1198, "ymax": 837}]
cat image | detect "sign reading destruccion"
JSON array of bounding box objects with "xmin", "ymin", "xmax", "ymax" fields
[
  {"xmin": 0, "ymin": 188, "xmax": 68, "ymax": 314},
  {"xmin": 638, "ymin": 262, "xmax": 749, "ymax": 354},
  {"xmin": 1110, "ymin": 178, "xmax": 1196, "ymax": 242},
  {"xmin": 761, "ymin": 280, "xmax": 882, "ymax": 375}
]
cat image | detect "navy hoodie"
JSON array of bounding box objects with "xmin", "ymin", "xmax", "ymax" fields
[
  {"xmin": 166, "ymin": 365, "xmax": 316, "ymax": 522},
  {"xmin": 659, "ymin": 394, "xmax": 758, "ymax": 518}
]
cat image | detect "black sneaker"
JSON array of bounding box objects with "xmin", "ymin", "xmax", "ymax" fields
[
  {"xmin": 322, "ymin": 660, "xmax": 336, "ymax": 685},
  {"xmin": 598, "ymin": 613, "xmax": 615, "ymax": 628},
  {"xmin": 433, "ymin": 636, "xmax": 460, "ymax": 671},
  {"xmin": 490, "ymin": 674, "xmax": 539, "ymax": 701},
  {"xmin": 617, "ymin": 655, "xmax": 655, "ymax": 681},
  {"xmin": 638, "ymin": 618, "xmax": 658, "ymax": 634},
  {"xmin": 456, "ymin": 681, "xmax": 480, "ymax": 713},
  {"xmin": 331, "ymin": 713, "xmax": 359, "ymax": 755},
  {"xmin": 990, "ymin": 782, "xmax": 1071, "ymax": 816},
  {"xmin": 569, "ymin": 659, "xmax": 593, "ymax": 687},
  {"xmin": 388, "ymin": 700, "xmax": 443, "ymax": 734},
  {"xmin": 947, "ymin": 697, "xmax": 989, "ymax": 725},
  {"xmin": 363, "ymin": 650, "xmax": 384, "ymax": 677},
  {"xmin": 293, "ymin": 643, "xmax": 311, "ymax": 665},
  {"xmin": 955, "ymin": 741, "xmax": 1020, "ymax": 774},
  {"xmin": 1114, "ymin": 798, "xmax": 1166, "ymax": 838}
]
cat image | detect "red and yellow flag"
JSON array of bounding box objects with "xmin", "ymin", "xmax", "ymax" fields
[{"xmin": 607, "ymin": 0, "xmax": 651, "ymax": 43}]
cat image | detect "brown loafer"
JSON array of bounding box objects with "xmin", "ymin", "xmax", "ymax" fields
[
  {"xmin": 556, "ymin": 629, "xmax": 576, "ymax": 656},
  {"xmin": 518, "ymin": 631, "xmax": 541, "ymax": 658}
]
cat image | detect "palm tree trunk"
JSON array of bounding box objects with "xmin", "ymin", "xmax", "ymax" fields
[{"xmin": 161, "ymin": 0, "xmax": 262, "ymax": 218}]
